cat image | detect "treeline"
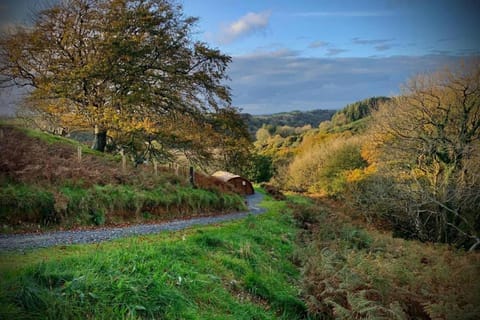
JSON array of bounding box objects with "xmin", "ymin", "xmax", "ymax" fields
[
  {"xmin": 241, "ymin": 109, "xmax": 335, "ymax": 136},
  {"xmin": 331, "ymin": 96, "xmax": 390, "ymax": 126},
  {"xmin": 264, "ymin": 62, "xmax": 480, "ymax": 250}
]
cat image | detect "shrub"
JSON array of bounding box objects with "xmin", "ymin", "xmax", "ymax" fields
[
  {"xmin": 286, "ymin": 135, "xmax": 367, "ymax": 195},
  {"xmin": 1, "ymin": 182, "xmax": 246, "ymax": 230}
]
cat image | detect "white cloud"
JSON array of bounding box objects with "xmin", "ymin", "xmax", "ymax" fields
[
  {"xmin": 218, "ymin": 11, "xmax": 271, "ymax": 44},
  {"xmin": 326, "ymin": 48, "xmax": 348, "ymax": 56},
  {"xmin": 309, "ymin": 40, "xmax": 329, "ymax": 48},
  {"xmin": 352, "ymin": 37, "xmax": 393, "ymax": 45},
  {"xmin": 239, "ymin": 48, "xmax": 299, "ymax": 59},
  {"xmin": 352, "ymin": 38, "xmax": 395, "ymax": 52},
  {"xmin": 375, "ymin": 44, "xmax": 392, "ymax": 51}
]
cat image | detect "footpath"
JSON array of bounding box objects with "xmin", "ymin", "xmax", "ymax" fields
[{"xmin": 0, "ymin": 193, "xmax": 265, "ymax": 251}]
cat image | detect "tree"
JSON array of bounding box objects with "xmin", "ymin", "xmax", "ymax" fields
[
  {"xmin": 0, "ymin": 0, "xmax": 232, "ymax": 154},
  {"xmin": 209, "ymin": 106, "xmax": 253, "ymax": 175},
  {"xmin": 245, "ymin": 153, "xmax": 274, "ymax": 183},
  {"xmin": 331, "ymin": 96, "xmax": 390, "ymax": 127},
  {"xmin": 372, "ymin": 61, "xmax": 480, "ymax": 249}
]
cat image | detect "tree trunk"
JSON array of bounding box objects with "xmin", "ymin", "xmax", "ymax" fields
[{"xmin": 91, "ymin": 125, "xmax": 107, "ymax": 152}]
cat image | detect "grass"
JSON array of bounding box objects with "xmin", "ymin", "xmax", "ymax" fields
[
  {"xmin": 2, "ymin": 190, "xmax": 477, "ymax": 319},
  {"xmin": 0, "ymin": 182, "xmax": 246, "ymax": 231},
  {"xmin": 0, "ymin": 122, "xmax": 111, "ymax": 160},
  {"xmin": 0, "ymin": 194, "xmax": 308, "ymax": 319}
]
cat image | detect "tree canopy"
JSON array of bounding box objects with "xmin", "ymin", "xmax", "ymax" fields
[
  {"xmin": 1, "ymin": 0, "xmax": 246, "ymax": 165},
  {"xmin": 372, "ymin": 61, "xmax": 480, "ymax": 248}
]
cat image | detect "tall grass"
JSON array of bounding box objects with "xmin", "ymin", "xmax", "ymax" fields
[
  {"xmin": 0, "ymin": 184, "xmax": 56, "ymax": 224},
  {"xmin": 0, "ymin": 195, "xmax": 307, "ymax": 319},
  {"xmin": 0, "ymin": 182, "xmax": 246, "ymax": 230}
]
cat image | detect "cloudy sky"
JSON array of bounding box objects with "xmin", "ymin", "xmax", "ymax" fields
[{"xmin": 1, "ymin": 0, "xmax": 479, "ymax": 115}]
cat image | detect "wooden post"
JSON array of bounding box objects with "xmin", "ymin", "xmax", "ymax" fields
[
  {"xmin": 120, "ymin": 149, "xmax": 126, "ymax": 173},
  {"xmin": 0, "ymin": 129, "xmax": 4, "ymax": 139},
  {"xmin": 153, "ymin": 159, "xmax": 158, "ymax": 176},
  {"xmin": 189, "ymin": 166, "xmax": 195, "ymax": 187},
  {"xmin": 77, "ymin": 146, "xmax": 82, "ymax": 162}
]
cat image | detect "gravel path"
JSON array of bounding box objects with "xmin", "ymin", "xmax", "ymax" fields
[{"xmin": 0, "ymin": 193, "xmax": 266, "ymax": 252}]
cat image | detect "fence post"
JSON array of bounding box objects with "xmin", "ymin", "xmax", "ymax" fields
[
  {"xmin": 153, "ymin": 159, "xmax": 158, "ymax": 176},
  {"xmin": 77, "ymin": 146, "xmax": 82, "ymax": 162},
  {"xmin": 189, "ymin": 166, "xmax": 195, "ymax": 187},
  {"xmin": 120, "ymin": 149, "xmax": 126, "ymax": 173}
]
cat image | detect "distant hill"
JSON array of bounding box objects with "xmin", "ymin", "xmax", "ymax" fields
[{"xmin": 241, "ymin": 109, "xmax": 335, "ymax": 135}]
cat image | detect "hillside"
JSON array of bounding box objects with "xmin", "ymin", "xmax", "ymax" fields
[
  {"xmin": 251, "ymin": 97, "xmax": 386, "ymax": 166},
  {"xmin": 267, "ymin": 63, "xmax": 480, "ymax": 251},
  {"xmin": 330, "ymin": 96, "xmax": 390, "ymax": 126},
  {"xmin": 1, "ymin": 192, "xmax": 478, "ymax": 319},
  {"xmin": 0, "ymin": 124, "xmax": 245, "ymax": 233},
  {"xmin": 242, "ymin": 109, "xmax": 335, "ymax": 135}
]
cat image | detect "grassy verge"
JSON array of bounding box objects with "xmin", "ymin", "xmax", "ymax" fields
[
  {"xmin": 291, "ymin": 197, "xmax": 480, "ymax": 319},
  {"xmin": 0, "ymin": 182, "xmax": 246, "ymax": 232},
  {"xmin": 0, "ymin": 194, "xmax": 307, "ymax": 319}
]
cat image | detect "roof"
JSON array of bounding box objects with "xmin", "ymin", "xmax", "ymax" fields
[{"xmin": 212, "ymin": 171, "xmax": 242, "ymax": 183}]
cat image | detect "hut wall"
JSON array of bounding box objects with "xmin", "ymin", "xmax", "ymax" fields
[{"xmin": 229, "ymin": 177, "xmax": 254, "ymax": 195}]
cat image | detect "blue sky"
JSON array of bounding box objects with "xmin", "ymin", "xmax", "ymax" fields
[
  {"xmin": 1, "ymin": 0, "xmax": 479, "ymax": 114},
  {"xmin": 182, "ymin": 0, "xmax": 479, "ymax": 58},
  {"xmin": 180, "ymin": 0, "xmax": 479, "ymax": 113}
]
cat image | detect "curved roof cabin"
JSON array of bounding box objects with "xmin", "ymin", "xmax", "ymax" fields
[{"xmin": 212, "ymin": 171, "xmax": 254, "ymax": 195}]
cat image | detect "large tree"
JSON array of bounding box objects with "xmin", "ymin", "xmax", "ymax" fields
[
  {"xmin": 372, "ymin": 60, "xmax": 480, "ymax": 249},
  {"xmin": 0, "ymin": 0, "xmax": 232, "ymax": 154}
]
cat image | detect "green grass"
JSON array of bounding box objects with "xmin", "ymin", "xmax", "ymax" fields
[
  {"xmin": 329, "ymin": 117, "xmax": 370, "ymax": 134},
  {"xmin": 0, "ymin": 195, "xmax": 308, "ymax": 319},
  {"xmin": 19, "ymin": 126, "xmax": 112, "ymax": 158},
  {"xmin": 0, "ymin": 182, "xmax": 246, "ymax": 230}
]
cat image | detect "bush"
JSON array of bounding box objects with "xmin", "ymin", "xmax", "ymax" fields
[
  {"xmin": 286, "ymin": 135, "xmax": 367, "ymax": 195},
  {"xmin": 0, "ymin": 182, "xmax": 246, "ymax": 230}
]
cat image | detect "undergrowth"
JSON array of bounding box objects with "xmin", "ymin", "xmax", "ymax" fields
[
  {"xmin": 0, "ymin": 195, "xmax": 308, "ymax": 319},
  {"xmin": 290, "ymin": 198, "xmax": 480, "ymax": 319},
  {"xmin": 0, "ymin": 124, "xmax": 245, "ymax": 231}
]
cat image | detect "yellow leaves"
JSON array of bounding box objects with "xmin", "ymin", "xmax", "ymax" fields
[
  {"xmin": 44, "ymin": 104, "xmax": 68, "ymax": 114},
  {"xmin": 346, "ymin": 169, "xmax": 364, "ymax": 183},
  {"xmin": 345, "ymin": 165, "xmax": 377, "ymax": 184},
  {"xmin": 59, "ymin": 113, "xmax": 88, "ymax": 127},
  {"xmin": 360, "ymin": 136, "xmax": 383, "ymax": 164}
]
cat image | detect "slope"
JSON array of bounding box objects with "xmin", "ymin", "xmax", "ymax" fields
[{"xmin": 0, "ymin": 124, "xmax": 245, "ymax": 233}]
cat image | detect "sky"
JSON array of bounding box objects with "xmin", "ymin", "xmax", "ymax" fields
[{"xmin": 1, "ymin": 0, "xmax": 479, "ymax": 115}]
